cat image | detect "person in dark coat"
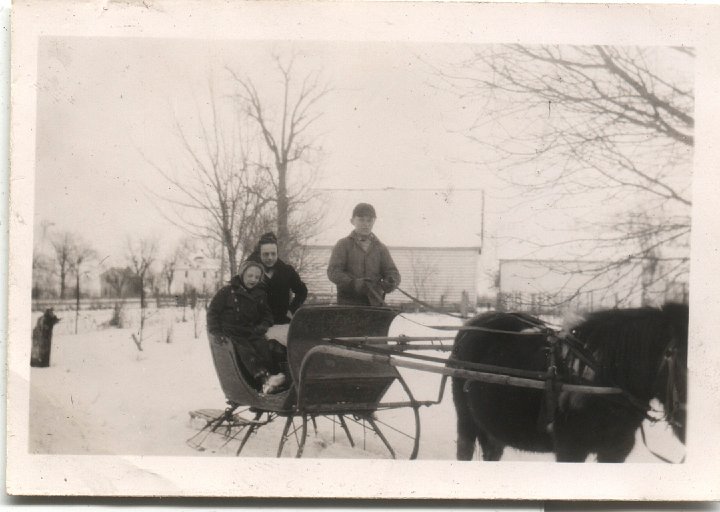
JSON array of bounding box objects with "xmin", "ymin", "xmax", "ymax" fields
[
  {"xmin": 207, "ymin": 260, "xmax": 287, "ymax": 394},
  {"xmin": 327, "ymin": 203, "xmax": 401, "ymax": 306},
  {"xmin": 247, "ymin": 232, "xmax": 308, "ymax": 325}
]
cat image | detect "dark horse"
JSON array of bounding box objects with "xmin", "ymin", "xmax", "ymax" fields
[{"xmin": 451, "ymin": 303, "xmax": 688, "ymax": 462}]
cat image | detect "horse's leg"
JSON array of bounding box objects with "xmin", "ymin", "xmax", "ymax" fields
[
  {"xmin": 554, "ymin": 432, "xmax": 590, "ymax": 463},
  {"xmin": 456, "ymin": 417, "xmax": 477, "ymax": 461},
  {"xmin": 554, "ymin": 445, "xmax": 590, "ymax": 463},
  {"xmin": 453, "ymin": 379, "xmax": 477, "ymax": 461},
  {"xmin": 595, "ymin": 431, "xmax": 636, "ymax": 463},
  {"xmin": 477, "ymin": 430, "xmax": 504, "ymax": 461}
]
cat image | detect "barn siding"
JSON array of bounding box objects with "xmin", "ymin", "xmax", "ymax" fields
[
  {"xmin": 498, "ymin": 259, "xmax": 634, "ymax": 311},
  {"xmin": 301, "ymin": 245, "xmax": 479, "ymax": 307}
]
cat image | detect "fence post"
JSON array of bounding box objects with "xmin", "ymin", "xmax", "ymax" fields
[{"xmin": 460, "ymin": 290, "xmax": 469, "ymax": 318}]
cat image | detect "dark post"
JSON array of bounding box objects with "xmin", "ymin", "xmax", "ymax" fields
[
  {"xmin": 460, "ymin": 290, "xmax": 469, "ymax": 318},
  {"xmin": 30, "ymin": 309, "xmax": 60, "ymax": 368}
]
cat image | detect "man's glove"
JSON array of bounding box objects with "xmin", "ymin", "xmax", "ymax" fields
[
  {"xmin": 212, "ymin": 333, "xmax": 229, "ymax": 345},
  {"xmin": 381, "ymin": 275, "xmax": 397, "ymax": 292}
]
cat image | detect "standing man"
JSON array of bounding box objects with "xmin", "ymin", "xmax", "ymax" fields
[
  {"xmin": 247, "ymin": 232, "xmax": 308, "ymax": 325},
  {"xmin": 327, "ymin": 203, "xmax": 401, "ymax": 306}
]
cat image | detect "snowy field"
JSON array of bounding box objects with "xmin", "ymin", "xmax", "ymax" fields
[{"xmin": 28, "ymin": 306, "xmax": 685, "ymax": 462}]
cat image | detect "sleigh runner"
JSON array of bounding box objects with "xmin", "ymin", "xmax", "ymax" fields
[{"xmin": 188, "ymin": 303, "xmax": 687, "ymax": 461}]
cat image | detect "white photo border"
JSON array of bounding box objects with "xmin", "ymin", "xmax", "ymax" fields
[{"xmin": 6, "ymin": 0, "xmax": 720, "ymax": 499}]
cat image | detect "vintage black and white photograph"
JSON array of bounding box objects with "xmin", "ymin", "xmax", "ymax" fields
[{"xmin": 6, "ymin": 0, "xmax": 720, "ymax": 500}]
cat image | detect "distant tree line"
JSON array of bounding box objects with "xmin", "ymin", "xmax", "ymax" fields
[{"xmin": 32, "ymin": 225, "xmax": 222, "ymax": 303}]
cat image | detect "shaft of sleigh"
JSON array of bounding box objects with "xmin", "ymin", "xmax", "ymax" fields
[{"xmin": 299, "ymin": 344, "xmax": 624, "ymax": 395}]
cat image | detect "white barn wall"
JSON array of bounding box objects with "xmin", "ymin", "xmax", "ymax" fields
[
  {"xmin": 499, "ymin": 259, "xmax": 642, "ymax": 311},
  {"xmin": 498, "ymin": 259, "xmax": 688, "ymax": 311}
]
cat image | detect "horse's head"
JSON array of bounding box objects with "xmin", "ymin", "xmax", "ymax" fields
[
  {"xmin": 655, "ymin": 303, "xmax": 688, "ymax": 443},
  {"xmin": 569, "ymin": 304, "xmax": 688, "ymax": 444}
]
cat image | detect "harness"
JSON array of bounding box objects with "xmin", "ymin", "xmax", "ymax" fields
[
  {"xmin": 395, "ymin": 286, "xmax": 686, "ymax": 461},
  {"xmin": 659, "ymin": 342, "xmax": 684, "ymax": 430}
]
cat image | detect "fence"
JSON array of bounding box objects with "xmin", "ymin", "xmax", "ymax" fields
[
  {"xmin": 31, "ymin": 295, "xmax": 209, "ymax": 312},
  {"xmin": 495, "ymin": 290, "xmax": 689, "ymax": 316},
  {"xmin": 33, "ymin": 290, "xmax": 687, "ymax": 316}
]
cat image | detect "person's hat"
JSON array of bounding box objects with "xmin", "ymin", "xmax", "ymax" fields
[
  {"xmin": 238, "ymin": 260, "xmax": 264, "ymax": 277},
  {"xmin": 352, "ymin": 203, "xmax": 377, "ymax": 218},
  {"xmin": 258, "ymin": 232, "xmax": 278, "ymax": 245}
]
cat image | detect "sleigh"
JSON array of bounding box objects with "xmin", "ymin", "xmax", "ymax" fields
[
  {"xmin": 188, "ymin": 303, "xmax": 687, "ymax": 461},
  {"xmin": 188, "ymin": 305, "xmax": 445, "ymax": 458}
]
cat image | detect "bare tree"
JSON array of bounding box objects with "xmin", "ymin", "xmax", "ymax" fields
[
  {"xmin": 228, "ymin": 52, "xmax": 331, "ymax": 258},
  {"xmin": 439, "ymin": 45, "xmax": 693, "ymax": 305},
  {"xmin": 102, "ymin": 267, "xmax": 131, "ymax": 328},
  {"xmin": 69, "ymin": 238, "xmax": 97, "ymax": 334},
  {"xmin": 147, "ymin": 82, "xmax": 274, "ymax": 277},
  {"xmin": 408, "ymin": 250, "xmax": 438, "ymax": 304},
  {"xmin": 50, "ymin": 231, "xmax": 76, "ymax": 299},
  {"xmin": 283, "ymin": 196, "xmax": 326, "ymax": 272},
  {"xmin": 237, "ymin": 194, "xmax": 326, "ymax": 273},
  {"xmin": 126, "ymin": 236, "xmax": 159, "ymax": 336},
  {"xmin": 161, "ymin": 256, "xmax": 179, "ymax": 297},
  {"xmin": 32, "ymin": 248, "xmax": 55, "ymax": 299},
  {"xmin": 104, "ymin": 268, "xmax": 130, "ymax": 299},
  {"xmin": 161, "ymin": 238, "xmax": 195, "ymax": 295}
]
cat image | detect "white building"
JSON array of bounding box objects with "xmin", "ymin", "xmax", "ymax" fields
[
  {"xmin": 169, "ymin": 255, "xmax": 225, "ymax": 296},
  {"xmin": 302, "ymin": 188, "xmax": 484, "ymax": 309},
  {"xmin": 498, "ymin": 259, "xmax": 689, "ymax": 313}
]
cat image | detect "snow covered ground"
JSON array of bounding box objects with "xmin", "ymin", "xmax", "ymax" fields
[{"xmin": 28, "ymin": 307, "xmax": 685, "ymax": 462}]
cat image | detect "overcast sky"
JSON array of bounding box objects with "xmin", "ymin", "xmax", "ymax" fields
[
  {"xmin": 32, "ymin": 37, "xmax": 691, "ymax": 274},
  {"xmin": 34, "ymin": 38, "xmax": 504, "ymax": 264}
]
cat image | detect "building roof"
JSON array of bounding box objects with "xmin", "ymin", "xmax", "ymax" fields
[
  {"xmin": 307, "ymin": 188, "xmax": 484, "ymax": 249},
  {"xmin": 176, "ymin": 254, "xmax": 222, "ymax": 271}
]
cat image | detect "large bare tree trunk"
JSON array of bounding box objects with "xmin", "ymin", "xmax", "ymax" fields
[
  {"xmin": 225, "ymin": 230, "xmax": 237, "ymax": 277},
  {"xmin": 59, "ymin": 270, "xmax": 67, "ymax": 299},
  {"xmin": 228, "ymin": 54, "xmax": 330, "ymax": 261},
  {"xmin": 277, "ymin": 162, "xmax": 289, "ymax": 256}
]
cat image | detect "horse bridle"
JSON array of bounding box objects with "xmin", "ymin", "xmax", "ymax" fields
[{"xmin": 545, "ymin": 324, "xmax": 686, "ymax": 431}]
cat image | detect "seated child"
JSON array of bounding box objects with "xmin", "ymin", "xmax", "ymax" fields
[{"xmin": 207, "ymin": 260, "xmax": 288, "ymax": 394}]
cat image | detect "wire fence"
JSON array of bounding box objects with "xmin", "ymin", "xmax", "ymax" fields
[{"xmin": 32, "ymin": 287, "xmax": 689, "ymax": 319}]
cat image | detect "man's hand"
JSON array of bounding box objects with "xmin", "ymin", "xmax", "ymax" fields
[
  {"xmin": 381, "ymin": 275, "xmax": 397, "ymax": 292},
  {"xmin": 212, "ymin": 334, "xmax": 229, "ymax": 345},
  {"xmin": 254, "ymin": 324, "xmax": 269, "ymax": 335}
]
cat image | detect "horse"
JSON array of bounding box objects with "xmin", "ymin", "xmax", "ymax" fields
[{"xmin": 451, "ymin": 303, "xmax": 688, "ymax": 462}]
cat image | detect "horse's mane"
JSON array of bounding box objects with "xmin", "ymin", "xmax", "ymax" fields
[
  {"xmin": 467, "ymin": 311, "xmax": 546, "ymax": 331},
  {"xmin": 569, "ymin": 304, "xmax": 688, "ymax": 397}
]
